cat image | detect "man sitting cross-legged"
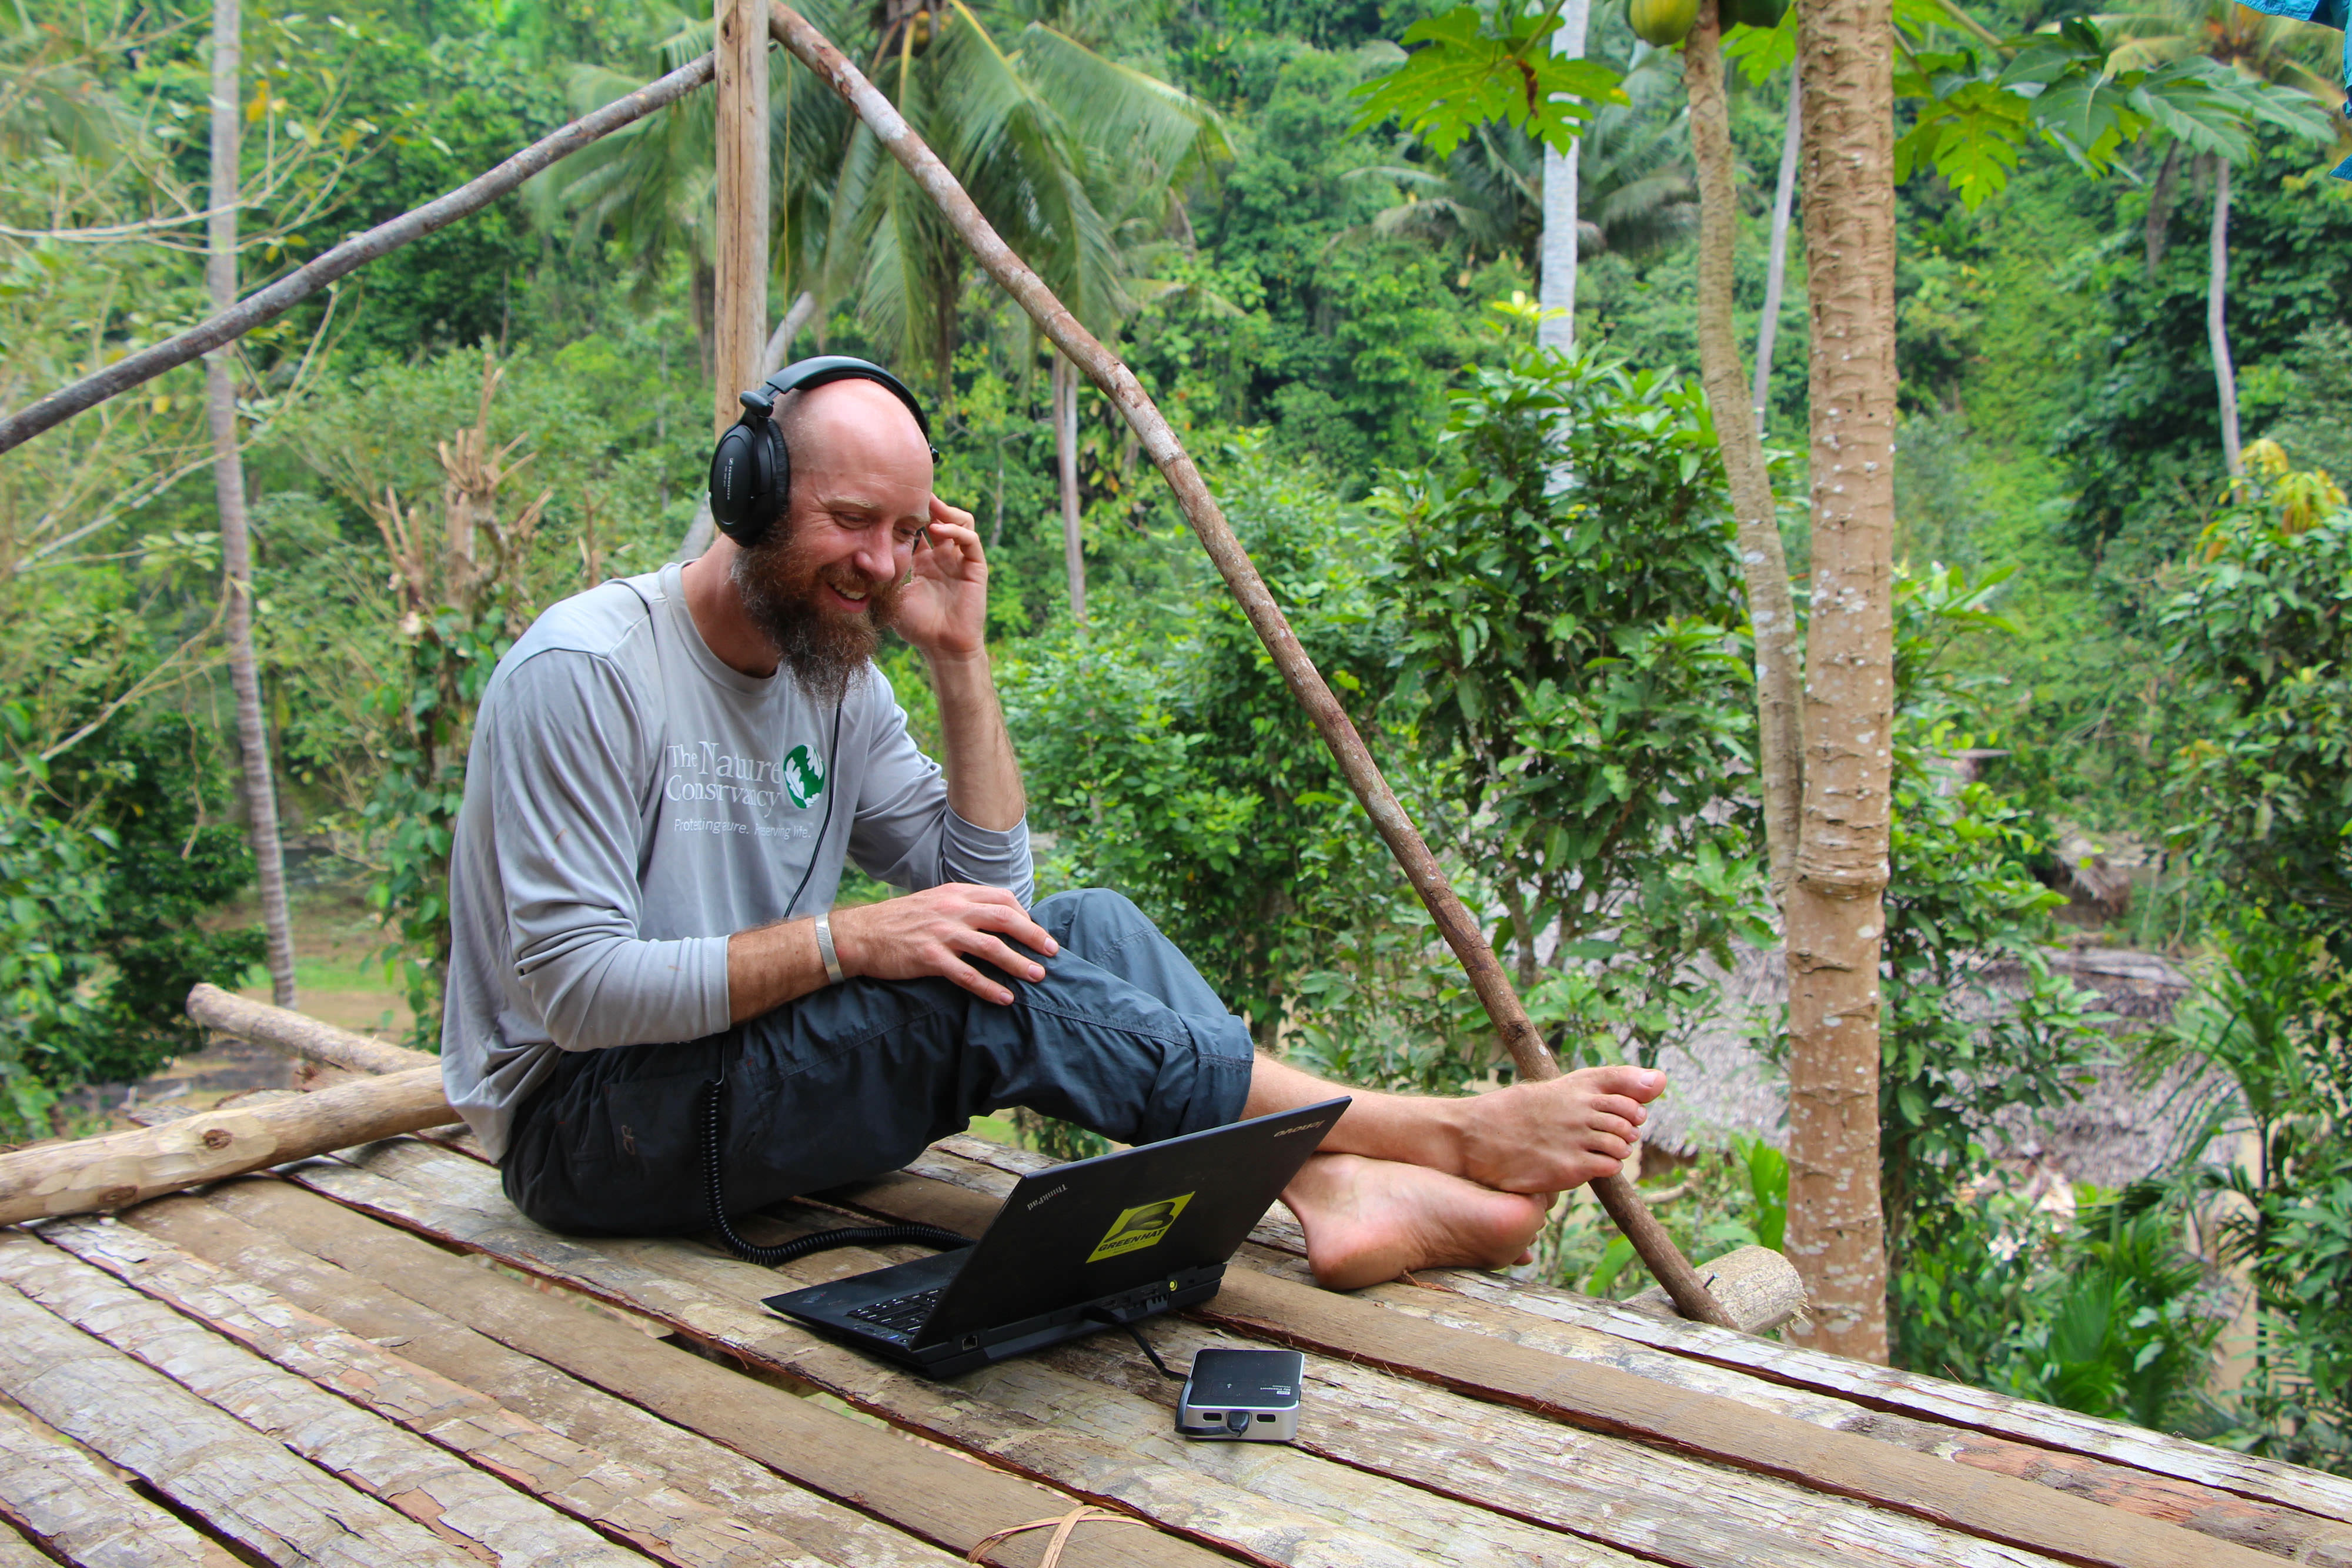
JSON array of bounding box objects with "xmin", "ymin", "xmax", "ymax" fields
[{"xmin": 440, "ymin": 372, "xmax": 1664, "ymax": 1290}]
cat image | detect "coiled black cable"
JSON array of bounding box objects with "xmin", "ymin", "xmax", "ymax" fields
[{"xmin": 699, "ymin": 1075, "xmax": 972, "ymax": 1265}]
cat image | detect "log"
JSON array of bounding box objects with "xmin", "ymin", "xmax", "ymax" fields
[
  {"xmin": 116, "ymin": 1193, "xmax": 961, "ymax": 1568},
  {"xmin": 0, "ymin": 53, "xmax": 718, "ymax": 456},
  {"xmin": 0, "ymin": 1066, "xmax": 450, "ymax": 1225},
  {"xmin": 0, "ymin": 1280, "xmax": 480, "ymax": 1566},
  {"xmin": 762, "ymin": 0, "xmax": 1734, "ymax": 1330},
  {"xmin": 185, "ymin": 983, "xmax": 436, "ymax": 1075},
  {"xmin": 1621, "ymin": 1243, "xmax": 1803, "ymax": 1334}
]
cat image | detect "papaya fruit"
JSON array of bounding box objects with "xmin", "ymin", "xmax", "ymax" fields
[
  {"xmin": 1730, "ymin": 0, "xmax": 1788, "ymax": 28},
  {"xmin": 1629, "ymin": 0, "xmax": 1701, "ymax": 46}
]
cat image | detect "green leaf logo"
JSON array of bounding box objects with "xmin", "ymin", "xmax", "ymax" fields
[{"xmin": 783, "ymin": 744, "xmax": 826, "ymax": 810}]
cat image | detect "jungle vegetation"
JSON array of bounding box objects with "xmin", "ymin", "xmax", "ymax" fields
[{"xmin": 4, "ymin": 0, "xmax": 2351, "ymax": 1463}]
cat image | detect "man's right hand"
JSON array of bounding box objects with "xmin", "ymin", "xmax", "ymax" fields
[{"xmin": 831, "ymin": 884, "xmax": 1058, "ymax": 1006}]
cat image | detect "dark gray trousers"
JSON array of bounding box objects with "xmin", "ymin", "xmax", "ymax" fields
[{"xmin": 500, "ymin": 888, "xmax": 1258, "ymax": 1236}]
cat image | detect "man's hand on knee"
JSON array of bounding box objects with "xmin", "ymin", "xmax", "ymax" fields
[{"xmin": 832, "ymin": 884, "xmax": 1059, "ymax": 1006}]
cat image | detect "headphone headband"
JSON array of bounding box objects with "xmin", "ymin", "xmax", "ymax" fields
[
  {"xmin": 753, "ymin": 356, "xmax": 933, "ymax": 442},
  {"xmin": 709, "ymin": 355, "xmax": 934, "ymax": 548}
]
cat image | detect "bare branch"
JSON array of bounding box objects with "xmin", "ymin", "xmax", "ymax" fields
[{"xmin": 0, "ymin": 53, "xmax": 719, "ymax": 455}]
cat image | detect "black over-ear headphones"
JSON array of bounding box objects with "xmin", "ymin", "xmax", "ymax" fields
[{"xmin": 707, "ymin": 355, "xmax": 936, "ymax": 549}]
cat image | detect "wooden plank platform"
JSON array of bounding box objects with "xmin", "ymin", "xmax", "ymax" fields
[{"xmin": 5, "ymin": 1130, "xmax": 2346, "ymax": 1567}]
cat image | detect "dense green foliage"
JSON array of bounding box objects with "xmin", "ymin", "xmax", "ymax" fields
[{"xmin": 7, "ymin": 0, "xmax": 2352, "ymax": 1466}]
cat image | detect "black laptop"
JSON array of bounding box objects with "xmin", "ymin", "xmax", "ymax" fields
[{"xmin": 763, "ymin": 1098, "xmax": 1349, "ymax": 1378}]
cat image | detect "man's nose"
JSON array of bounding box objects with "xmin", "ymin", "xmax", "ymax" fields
[{"xmin": 848, "ymin": 529, "xmax": 897, "ymax": 583}]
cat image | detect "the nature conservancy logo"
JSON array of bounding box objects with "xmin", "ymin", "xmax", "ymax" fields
[
  {"xmin": 783, "ymin": 743, "xmax": 826, "ymax": 809},
  {"xmin": 663, "ymin": 739, "xmax": 826, "ymax": 821},
  {"xmin": 1086, "ymin": 1193, "xmax": 1194, "ymax": 1263}
]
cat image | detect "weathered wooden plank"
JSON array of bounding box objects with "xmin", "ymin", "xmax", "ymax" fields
[
  {"xmin": 660, "ymin": 1206, "xmax": 2079, "ymax": 1568},
  {"xmin": 0, "ymin": 1523, "xmax": 62, "ymax": 1568},
  {"xmin": 818, "ymin": 1155, "xmax": 2292, "ymax": 1568},
  {"xmin": 0, "ymin": 1399, "xmax": 219, "ymax": 1567},
  {"xmin": 0, "ymin": 1229, "xmax": 644, "ymax": 1567},
  {"xmin": 1342, "ymin": 1275, "xmax": 2352, "ymax": 1564},
  {"xmin": 612, "ymin": 1222, "xmax": 1673, "ymax": 1568},
  {"xmin": 0, "ymin": 1275, "xmax": 480, "ymax": 1567},
  {"xmin": 118, "ymin": 1193, "xmax": 961, "ymax": 1568},
  {"xmin": 260, "ymin": 1154, "xmax": 1499, "ymax": 1568},
  {"xmin": 201, "ymin": 1175, "xmax": 1242, "ymax": 1568},
  {"xmin": 305, "ymin": 1140, "xmax": 2069, "ymax": 1568},
  {"xmin": 1425, "ymin": 1266, "xmax": 2352, "ymax": 1523},
  {"xmin": 28, "ymin": 1218, "xmax": 836, "ymax": 1568},
  {"xmin": 931, "ymin": 1136, "xmax": 2352, "ymax": 1534}
]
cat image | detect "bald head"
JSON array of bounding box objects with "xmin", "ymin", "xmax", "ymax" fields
[{"xmin": 776, "ymin": 376, "xmax": 932, "ymax": 497}]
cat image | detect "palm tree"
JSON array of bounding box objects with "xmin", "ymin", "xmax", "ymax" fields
[
  {"xmin": 2102, "ymin": 0, "xmax": 2344, "ymax": 474},
  {"xmin": 1355, "ymin": 42, "xmax": 1696, "ymax": 267},
  {"xmin": 539, "ymin": 0, "xmax": 1221, "ymax": 617}
]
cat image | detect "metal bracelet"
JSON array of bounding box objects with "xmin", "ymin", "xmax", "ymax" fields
[{"xmin": 814, "ymin": 910, "xmax": 846, "ymax": 985}]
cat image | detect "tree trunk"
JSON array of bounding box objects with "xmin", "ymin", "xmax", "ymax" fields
[
  {"xmin": 714, "ymin": 0, "xmax": 770, "ymax": 439},
  {"xmin": 2144, "ymin": 141, "xmax": 2178, "ymax": 282},
  {"xmin": 1536, "ymin": 0, "xmax": 1592, "ymax": 353},
  {"xmin": 208, "ymin": 0, "xmax": 298, "ymax": 1010},
  {"xmin": 1787, "ymin": 0, "xmax": 1896, "ymax": 1362},
  {"xmin": 1054, "ymin": 350, "xmax": 1084, "ymax": 623},
  {"xmin": 1686, "ymin": 0, "xmax": 1804, "ymax": 910},
  {"xmin": 2207, "ymin": 154, "xmax": 2241, "ymax": 478},
  {"xmin": 1753, "ymin": 72, "xmax": 1801, "ymax": 437}
]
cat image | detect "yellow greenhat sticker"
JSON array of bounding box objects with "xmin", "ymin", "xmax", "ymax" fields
[{"xmin": 1087, "ymin": 1193, "xmax": 1195, "ymax": 1263}]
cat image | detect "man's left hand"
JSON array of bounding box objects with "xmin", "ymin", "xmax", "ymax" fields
[{"xmin": 893, "ymin": 497, "xmax": 988, "ymax": 661}]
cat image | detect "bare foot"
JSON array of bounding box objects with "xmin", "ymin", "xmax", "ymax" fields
[
  {"xmin": 1452, "ymin": 1064, "xmax": 1666, "ymax": 1193},
  {"xmin": 1281, "ymin": 1154, "xmax": 1551, "ymax": 1290}
]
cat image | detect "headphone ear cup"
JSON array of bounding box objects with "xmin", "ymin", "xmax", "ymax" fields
[
  {"xmin": 762, "ymin": 417, "xmax": 789, "ymax": 542},
  {"xmin": 709, "ymin": 415, "xmax": 788, "ymax": 546}
]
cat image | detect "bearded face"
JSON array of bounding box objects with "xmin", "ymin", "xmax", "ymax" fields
[{"xmin": 728, "ymin": 514, "xmax": 905, "ymax": 705}]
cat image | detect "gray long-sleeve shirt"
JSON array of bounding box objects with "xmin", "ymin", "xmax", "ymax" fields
[{"xmin": 440, "ymin": 560, "xmax": 1033, "ymax": 1159}]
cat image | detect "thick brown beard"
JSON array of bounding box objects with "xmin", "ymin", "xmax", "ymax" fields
[{"xmin": 729, "ymin": 520, "xmax": 903, "ymax": 706}]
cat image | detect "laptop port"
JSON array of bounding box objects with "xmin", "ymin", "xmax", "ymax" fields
[{"xmin": 961, "ymin": 1335, "xmax": 980, "ymax": 1350}]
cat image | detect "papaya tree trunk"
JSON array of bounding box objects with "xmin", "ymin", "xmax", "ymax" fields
[
  {"xmin": 2208, "ymin": 154, "xmax": 2241, "ymax": 477},
  {"xmin": 1787, "ymin": 0, "xmax": 1895, "ymax": 1362},
  {"xmin": 1537, "ymin": 0, "xmax": 1592, "ymax": 353},
  {"xmin": 1753, "ymin": 71, "xmax": 1800, "ymax": 436},
  {"xmin": 208, "ymin": 0, "xmax": 298, "ymax": 1009},
  {"xmin": 1686, "ymin": 0, "xmax": 1803, "ymax": 908}
]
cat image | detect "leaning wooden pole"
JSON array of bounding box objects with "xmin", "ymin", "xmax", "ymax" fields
[
  {"xmin": 0, "ymin": 52, "xmax": 719, "ymax": 456},
  {"xmin": 764, "ymin": 1, "xmax": 1735, "ymax": 1329}
]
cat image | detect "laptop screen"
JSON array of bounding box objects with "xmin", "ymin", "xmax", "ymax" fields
[{"xmin": 920, "ymin": 1098, "xmax": 1349, "ymax": 1342}]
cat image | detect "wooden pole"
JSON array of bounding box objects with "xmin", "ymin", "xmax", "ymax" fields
[
  {"xmin": 0, "ymin": 54, "xmax": 719, "ymax": 456},
  {"xmin": 714, "ymin": 0, "xmax": 770, "ymax": 437},
  {"xmin": 0, "ymin": 1068, "xmax": 450, "ymax": 1226},
  {"xmin": 764, "ymin": 0, "xmax": 1738, "ymax": 1330},
  {"xmin": 186, "ymin": 983, "xmax": 436, "ymax": 1076}
]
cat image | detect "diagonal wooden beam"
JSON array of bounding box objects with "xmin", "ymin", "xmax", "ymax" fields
[
  {"xmin": 0, "ymin": 54, "xmax": 719, "ymax": 457},
  {"xmin": 763, "ymin": 0, "xmax": 1739, "ymax": 1329}
]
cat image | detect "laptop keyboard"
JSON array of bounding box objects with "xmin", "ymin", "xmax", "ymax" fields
[{"xmin": 846, "ymin": 1287, "xmax": 943, "ymax": 1338}]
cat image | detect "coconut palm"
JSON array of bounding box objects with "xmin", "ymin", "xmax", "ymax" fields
[
  {"xmin": 536, "ymin": 0, "xmax": 1220, "ymax": 617},
  {"xmin": 1356, "ymin": 41, "xmax": 1696, "ymax": 266},
  {"xmin": 2100, "ymin": 0, "xmax": 2344, "ymax": 474}
]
